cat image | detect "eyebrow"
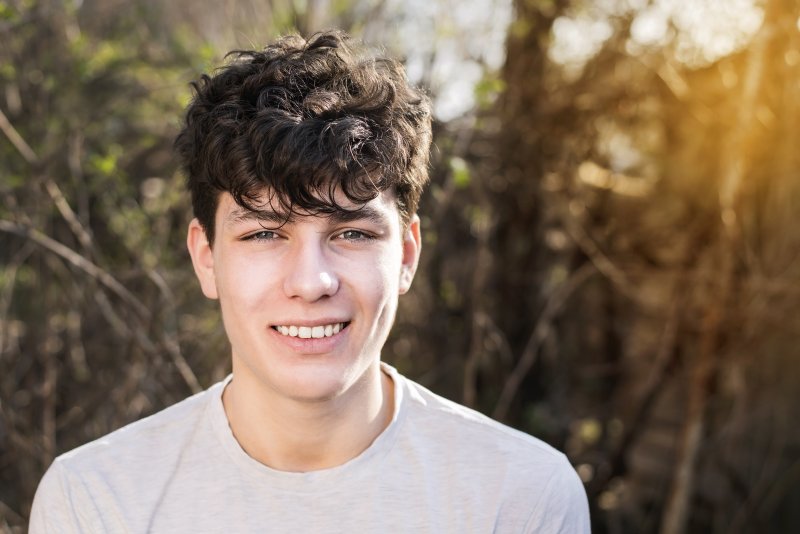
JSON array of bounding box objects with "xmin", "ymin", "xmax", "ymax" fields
[
  {"xmin": 225, "ymin": 205, "xmax": 390, "ymax": 227},
  {"xmin": 226, "ymin": 208, "xmax": 290, "ymax": 226}
]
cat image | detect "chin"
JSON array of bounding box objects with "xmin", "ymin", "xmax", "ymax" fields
[{"xmin": 272, "ymin": 363, "xmax": 359, "ymax": 403}]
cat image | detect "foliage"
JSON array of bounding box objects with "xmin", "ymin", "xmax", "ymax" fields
[
  {"xmin": 0, "ymin": 0, "xmax": 227, "ymax": 527},
  {"xmin": 407, "ymin": 0, "xmax": 800, "ymax": 532}
]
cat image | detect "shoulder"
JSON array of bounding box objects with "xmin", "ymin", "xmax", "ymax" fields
[
  {"xmin": 29, "ymin": 458, "xmax": 100, "ymax": 534},
  {"xmin": 29, "ymin": 379, "xmax": 227, "ymax": 532},
  {"xmin": 398, "ymin": 372, "xmax": 566, "ymax": 467},
  {"xmin": 56, "ymin": 379, "xmax": 223, "ymax": 473},
  {"xmin": 521, "ymin": 460, "xmax": 591, "ymax": 533},
  {"xmin": 391, "ymin": 370, "xmax": 590, "ymax": 532}
]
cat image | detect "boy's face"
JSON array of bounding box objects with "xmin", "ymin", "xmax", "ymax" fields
[{"xmin": 187, "ymin": 188, "xmax": 420, "ymax": 403}]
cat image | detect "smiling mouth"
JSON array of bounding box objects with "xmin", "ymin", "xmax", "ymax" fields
[{"xmin": 272, "ymin": 322, "xmax": 350, "ymax": 339}]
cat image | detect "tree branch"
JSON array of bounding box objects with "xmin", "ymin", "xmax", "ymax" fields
[
  {"xmin": 0, "ymin": 220, "xmax": 149, "ymax": 319},
  {"xmin": 493, "ymin": 262, "xmax": 596, "ymax": 420},
  {"xmin": 0, "ymin": 107, "xmax": 37, "ymax": 164}
]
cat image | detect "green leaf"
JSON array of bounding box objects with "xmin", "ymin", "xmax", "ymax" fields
[{"xmin": 449, "ymin": 157, "xmax": 471, "ymax": 189}]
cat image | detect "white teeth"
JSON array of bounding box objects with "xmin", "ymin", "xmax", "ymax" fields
[{"xmin": 276, "ymin": 323, "xmax": 346, "ymax": 339}]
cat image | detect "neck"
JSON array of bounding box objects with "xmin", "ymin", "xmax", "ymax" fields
[{"xmin": 222, "ymin": 361, "xmax": 394, "ymax": 472}]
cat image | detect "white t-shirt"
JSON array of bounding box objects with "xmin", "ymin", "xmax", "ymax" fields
[{"xmin": 30, "ymin": 364, "xmax": 590, "ymax": 533}]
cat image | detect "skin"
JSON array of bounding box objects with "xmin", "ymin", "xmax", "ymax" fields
[{"xmin": 186, "ymin": 189, "xmax": 421, "ymax": 472}]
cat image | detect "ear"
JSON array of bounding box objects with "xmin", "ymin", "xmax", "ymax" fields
[
  {"xmin": 399, "ymin": 214, "xmax": 422, "ymax": 295},
  {"xmin": 186, "ymin": 218, "xmax": 219, "ymax": 299}
]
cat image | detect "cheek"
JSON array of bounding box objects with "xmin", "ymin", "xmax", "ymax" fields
[
  {"xmin": 362, "ymin": 252, "xmax": 402, "ymax": 290},
  {"xmin": 216, "ymin": 255, "xmax": 277, "ymax": 311},
  {"xmin": 366, "ymin": 258, "xmax": 404, "ymax": 312}
]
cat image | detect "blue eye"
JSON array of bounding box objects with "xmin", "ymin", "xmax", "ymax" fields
[
  {"xmin": 246, "ymin": 230, "xmax": 278, "ymax": 241},
  {"xmin": 340, "ymin": 230, "xmax": 373, "ymax": 241}
]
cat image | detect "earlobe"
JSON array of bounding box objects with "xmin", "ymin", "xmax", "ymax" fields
[
  {"xmin": 398, "ymin": 266, "xmax": 414, "ymax": 295},
  {"xmin": 399, "ymin": 215, "xmax": 422, "ymax": 295},
  {"xmin": 186, "ymin": 218, "xmax": 219, "ymax": 300}
]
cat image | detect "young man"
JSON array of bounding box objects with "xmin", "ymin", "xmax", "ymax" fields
[{"xmin": 30, "ymin": 31, "xmax": 590, "ymax": 533}]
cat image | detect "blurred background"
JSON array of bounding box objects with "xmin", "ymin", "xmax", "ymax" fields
[{"xmin": 1, "ymin": 0, "xmax": 799, "ymax": 532}]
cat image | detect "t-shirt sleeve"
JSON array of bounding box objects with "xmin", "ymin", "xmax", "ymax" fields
[
  {"xmin": 29, "ymin": 460, "xmax": 101, "ymax": 534},
  {"xmin": 523, "ymin": 460, "xmax": 591, "ymax": 534}
]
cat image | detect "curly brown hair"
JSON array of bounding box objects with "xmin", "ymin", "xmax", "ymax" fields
[{"xmin": 174, "ymin": 30, "xmax": 432, "ymax": 245}]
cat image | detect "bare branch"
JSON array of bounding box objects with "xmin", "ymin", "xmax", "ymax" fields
[
  {"xmin": 0, "ymin": 106, "xmax": 96, "ymax": 255},
  {"xmin": 560, "ymin": 201, "xmax": 646, "ymax": 305},
  {"xmin": 0, "ymin": 107, "xmax": 37, "ymax": 164},
  {"xmin": 143, "ymin": 269, "xmax": 201, "ymax": 394},
  {"xmin": 43, "ymin": 179, "xmax": 95, "ymax": 252},
  {"xmin": 0, "ymin": 243, "xmax": 34, "ymax": 354},
  {"xmin": 493, "ymin": 263, "xmax": 596, "ymax": 420},
  {"xmin": 0, "ymin": 220, "xmax": 149, "ymax": 319},
  {"xmin": 660, "ymin": 2, "xmax": 778, "ymax": 532},
  {"xmin": 589, "ymin": 296, "xmax": 682, "ymax": 497},
  {"xmin": 0, "ymin": 499, "xmax": 24, "ymax": 527}
]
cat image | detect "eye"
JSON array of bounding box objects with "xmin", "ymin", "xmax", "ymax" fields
[
  {"xmin": 338, "ymin": 229, "xmax": 374, "ymax": 241},
  {"xmin": 244, "ymin": 230, "xmax": 279, "ymax": 241}
]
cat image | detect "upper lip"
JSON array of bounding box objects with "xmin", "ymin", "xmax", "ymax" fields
[{"xmin": 270, "ymin": 318, "xmax": 350, "ymax": 327}]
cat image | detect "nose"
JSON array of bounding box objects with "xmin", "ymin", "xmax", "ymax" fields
[{"xmin": 282, "ymin": 241, "xmax": 339, "ymax": 301}]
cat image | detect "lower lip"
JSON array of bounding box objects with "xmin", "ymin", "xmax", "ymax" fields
[{"xmin": 269, "ymin": 325, "xmax": 348, "ymax": 354}]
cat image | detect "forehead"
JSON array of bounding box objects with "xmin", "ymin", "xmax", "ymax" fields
[{"xmin": 217, "ymin": 188, "xmax": 401, "ymax": 227}]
